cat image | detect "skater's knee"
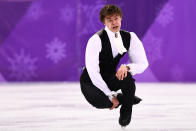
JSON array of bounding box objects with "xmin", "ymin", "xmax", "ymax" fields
[
  {"xmin": 93, "ymin": 102, "xmax": 112, "ymax": 109},
  {"xmin": 86, "ymin": 95, "xmax": 113, "ymax": 109},
  {"xmin": 121, "ymin": 72, "xmax": 135, "ymax": 83}
]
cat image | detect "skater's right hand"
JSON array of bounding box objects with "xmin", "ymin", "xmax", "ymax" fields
[
  {"xmin": 110, "ymin": 97, "xmax": 119, "ymax": 110},
  {"xmin": 116, "ymin": 64, "xmax": 129, "ymax": 80}
]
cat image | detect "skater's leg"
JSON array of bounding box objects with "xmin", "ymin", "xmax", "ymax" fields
[
  {"xmin": 80, "ymin": 80, "xmax": 113, "ymax": 109},
  {"xmin": 118, "ymin": 72, "xmax": 136, "ymax": 126},
  {"xmin": 107, "ymin": 73, "xmax": 141, "ymax": 105},
  {"xmin": 106, "ymin": 72, "xmax": 136, "ymax": 126}
]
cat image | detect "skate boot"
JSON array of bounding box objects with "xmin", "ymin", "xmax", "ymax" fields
[
  {"xmin": 133, "ymin": 96, "xmax": 142, "ymax": 105},
  {"xmin": 119, "ymin": 107, "xmax": 132, "ymax": 127},
  {"xmin": 116, "ymin": 93, "xmax": 142, "ymax": 107}
]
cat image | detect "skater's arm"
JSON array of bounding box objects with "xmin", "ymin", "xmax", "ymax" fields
[
  {"xmin": 85, "ymin": 34, "xmax": 116, "ymax": 98},
  {"xmin": 126, "ymin": 32, "xmax": 149, "ymax": 75}
]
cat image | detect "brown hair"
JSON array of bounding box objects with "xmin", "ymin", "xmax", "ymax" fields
[{"xmin": 99, "ymin": 4, "xmax": 122, "ymax": 23}]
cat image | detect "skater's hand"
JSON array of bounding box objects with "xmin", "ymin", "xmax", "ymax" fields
[
  {"xmin": 116, "ymin": 64, "xmax": 129, "ymax": 80},
  {"xmin": 110, "ymin": 96, "xmax": 119, "ymax": 110}
]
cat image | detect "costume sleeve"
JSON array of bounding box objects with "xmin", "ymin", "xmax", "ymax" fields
[
  {"xmin": 126, "ymin": 32, "xmax": 149, "ymax": 75},
  {"xmin": 85, "ymin": 34, "xmax": 116, "ymax": 97}
]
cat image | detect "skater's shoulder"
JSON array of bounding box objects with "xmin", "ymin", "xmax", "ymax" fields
[
  {"xmin": 86, "ymin": 34, "xmax": 102, "ymax": 52},
  {"xmin": 88, "ymin": 32, "xmax": 101, "ymax": 42},
  {"xmin": 129, "ymin": 32, "xmax": 137, "ymax": 36},
  {"xmin": 129, "ymin": 32, "xmax": 141, "ymax": 41},
  {"xmin": 87, "ymin": 33, "xmax": 101, "ymax": 48},
  {"xmin": 88, "ymin": 33, "xmax": 101, "ymax": 42}
]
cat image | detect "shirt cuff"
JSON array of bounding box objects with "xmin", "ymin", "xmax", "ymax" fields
[
  {"xmin": 107, "ymin": 91, "xmax": 117, "ymax": 102},
  {"xmin": 126, "ymin": 64, "xmax": 136, "ymax": 75}
]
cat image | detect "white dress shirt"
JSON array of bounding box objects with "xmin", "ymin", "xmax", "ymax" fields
[{"xmin": 85, "ymin": 26, "xmax": 149, "ymax": 98}]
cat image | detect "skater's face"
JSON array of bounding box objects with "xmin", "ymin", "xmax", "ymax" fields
[{"xmin": 104, "ymin": 13, "xmax": 122, "ymax": 33}]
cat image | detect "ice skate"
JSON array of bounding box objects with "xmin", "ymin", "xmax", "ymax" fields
[
  {"xmin": 116, "ymin": 93, "xmax": 142, "ymax": 107},
  {"xmin": 119, "ymin": 108, "xmax": 132, "ymax": 127},
  {"xmin": 133, "ymin": 96, "xmax": 142, "ymax": 105},
  {"xmin": 121, "ymin": 125, "xmax": 126, "ymax": 129}
]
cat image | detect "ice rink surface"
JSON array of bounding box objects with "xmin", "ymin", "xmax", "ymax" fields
[{"xmin": 0, "ymin": 82, "xmax": 196, "ymax": 131}]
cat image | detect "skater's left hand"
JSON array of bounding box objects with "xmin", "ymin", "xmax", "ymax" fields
[
  {"xmin": 116, "ymin": 64, "xmax": 129, "ymax": 80},
  {"xmin": 110, "ymin": 96, "xmax": 119, "ymax": 110}
]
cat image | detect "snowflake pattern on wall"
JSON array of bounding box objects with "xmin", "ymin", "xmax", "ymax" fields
[
  {"xmin": 46, "ymin": 37, "xmax": 66, "ymax": 64},
  {"xmin": 156, "ymin": 3, "xmax": 174, "ymax": 27},
  {"xmin": 7, "ymin": 49, "xmax": 37, "ymax": 81},
  {"xmin": 26, "ymin": 2, "xmax": 44, "ymax": 20},
  {"xmin": 78, "ymin": 4, "xmax": 93, "ymax": 35},
  {"xmin": 171, "ymin": 65, "xmax": 184, "ymax": 81},
  {"xmin": 59, "ymin": 4, "xmax": 75, "ymax": 25},
  {"xmin": 78, "ymin": 1, "xmax": 109, "ymax": 35},
  {"xmin": 142, "ymin": 32, "xmax": 163, "ymax": 65}
]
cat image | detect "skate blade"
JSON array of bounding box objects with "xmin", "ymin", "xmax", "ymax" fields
[{"xmin": 121, "ymin": 126, "xmax": 126, "ymax": 129}]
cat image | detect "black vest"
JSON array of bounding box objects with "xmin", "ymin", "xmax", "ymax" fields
[{"xmin": 81, "ymin": 29, "xmax": 131, "ymax": 86}]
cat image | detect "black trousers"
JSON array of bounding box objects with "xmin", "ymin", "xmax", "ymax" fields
[{"xmin": 80, "ymin": 71, "xmax": 136, "ymax": 110}]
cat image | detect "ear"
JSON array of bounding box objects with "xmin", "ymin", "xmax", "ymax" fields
[{"xmin": 103, "ymin": 18, "xmax": 107, "ymax": 25}]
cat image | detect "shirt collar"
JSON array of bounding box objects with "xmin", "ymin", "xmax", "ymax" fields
[{"xmin": 105, "ymin": 26, "xmax": 120, "ymax": 38}]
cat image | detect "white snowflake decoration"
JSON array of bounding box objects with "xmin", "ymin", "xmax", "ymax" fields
[
  {"xmin": 59, "ymin": 5, "xmax": 75, "ymax": 25},
  {"xmin": 78, "ymin": 1, "xmax": 107, "ymax": 35},
  {"xmin": 156, "ymin": 3, "xmax": 174, "ymax": 27},
  {"xmin": 46, "ymin": 37, "xmax": 66, "ymax": 64},
  {"xmin": 78, "ymin": 4, "xmax": 93, "ymax": 35},
  {"xmin": 79, "ymin": 2, "xmax": 124, "ymax": 36},
  {"xmin": 7, "ymin": 49, "xmax": 37, "ymax": 81},
  {"xmin": 27, "ymin": 2, "xmax": 44, "ymax": 20},
  {"xmin": 142, "ymin": 32, "xmax": 163, "ymax": 65}
]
